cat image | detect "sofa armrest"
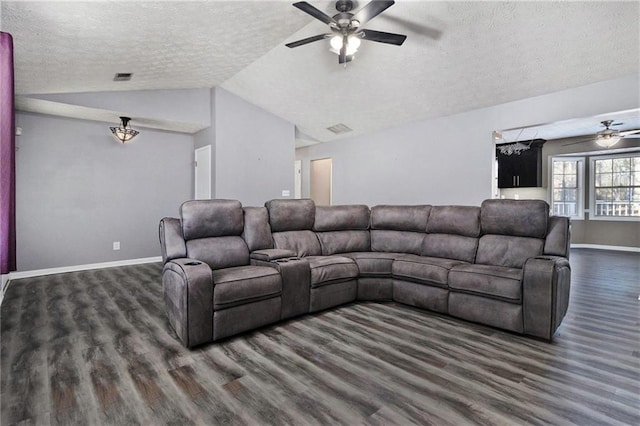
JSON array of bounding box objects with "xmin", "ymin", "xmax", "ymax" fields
[
  {"xmin": 162, "ymin": 258, "xmax": 213, "ymax": 348},
  {"xmin": 251, "ymin": 256, "xmax": 310, "ymax": 320},
  {"xmin": 159, "ymin": 217, "xmax": 186, "ymax": 264},
  {"xmin": 250, "ymin": 249, "xmax": 297, "ymax": 262},
  {"xmin": 522, "ymin": 255, "xmax": 571, "ymax": 341}
]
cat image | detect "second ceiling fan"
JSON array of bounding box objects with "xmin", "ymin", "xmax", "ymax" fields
[
  {"xmin": 286, "ymin": 0, "xmax": 407, "ymax": 64},
  {"xmin": 563, "ymin": 120, "xmax": 640, "ymax": 148}
]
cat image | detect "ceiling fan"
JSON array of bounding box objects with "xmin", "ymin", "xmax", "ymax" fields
[
  {"xmin": 563, "ymin": 120, "xmax": 640, "ymax": 148},
  {"xmin": 286, "ymin": 0, "xmax": 407, "ymax": 65}
]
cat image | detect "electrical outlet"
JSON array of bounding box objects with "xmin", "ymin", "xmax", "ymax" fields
[
  {"xmin": 282, "ymin": 190, "xmax": 290, "ymax": 197},
  {"xmin": 113, "ymin": 241, "xmax": 120, "ymax": 250}
]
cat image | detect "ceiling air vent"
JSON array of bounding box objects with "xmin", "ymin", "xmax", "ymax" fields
[
  {"xmin": 113, "ymin": 73, "xmax": 133, "ymax": 81},
  {"xmin": 327, "ymin": 123, "xmax": 352, "ymax": 134}
]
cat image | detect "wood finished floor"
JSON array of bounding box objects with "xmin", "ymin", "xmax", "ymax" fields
[{"xmin": 1, "ymin": 249, "xmax": 639, "ymax": 425}]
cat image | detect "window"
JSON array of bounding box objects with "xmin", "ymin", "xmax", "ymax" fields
[
  {"xmin": 550, "ymin": 157, "xmax": 584, "ymax": 219},
  {"xmin": 590, "ymin": 153, "xmax": 640, "ymax": 220}
]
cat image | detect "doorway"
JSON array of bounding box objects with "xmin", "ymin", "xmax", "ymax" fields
[
  {"xmin": 310, "ymin": 158, "xmax": 332, "ymax": 206},
  {"xmin": 294, "ymin": 160, "xmax": 302, "ymax": 199},
  {"xmin": 194, "ymin": 145, "xmax": 211, "ymax": 200}
]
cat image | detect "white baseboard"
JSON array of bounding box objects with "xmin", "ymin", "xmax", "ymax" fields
[
  {"xmin": 571, "ymin": 244, "xmax": 640, "ymax": 253},
  {"xmin": 7, "ymin": 256, "xmax": 163, "ymax": 281}
]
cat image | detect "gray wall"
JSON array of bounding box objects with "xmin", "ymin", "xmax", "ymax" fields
[
  {"xmin": 296, "ymin": 75, "xmax": 639, "ymax": 207},
  {"xmin": 15, "ymin": 113, "xmax": 193, "ymax": 271},
  {"xmin": 213, "ymin": 88, "xmax": 295, "ymax": 206}
]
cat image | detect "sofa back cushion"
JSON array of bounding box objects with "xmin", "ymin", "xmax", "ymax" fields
[
  {"xmin": 180, "ymin": 200, "xmax": 250, "ymax": 269},
  {"xmin": 426, "ymin": 206, "xmax": 481, "ymax": 236},
  {"xmin": 314, "ymin": 205, "xmax": 371, "ymax": 255},
  {"xmin": 423, "ymin": 206, "xmax": 480, "ymax": 263},
  {"xmin": 475, "ymin": 235, "xmax": 544, "ymax": 268},
  {"xmin": 370, "ymin": 205, "xmax": 430, "ymax": 254},
  {"xmin": 317, "ymin": 231, "xmax": 371, "ymax": 255},
  {"xmin": 371, "ymin": 205, "xmax": 431, "ymax": 231},
  {"xmin": 242, "ymin": 207, "xmax": 272, "ymax": 252},
  {"xmin": 265, "ymin": 199, "xmax": 320, "ymax": 257},
  {"xmin": 314, "ymin": 205, "xmax": 370, "ymax": 231},
  {"xmin": 272, "ymin": 230, "xmax": 321, "ymax": 257},
  {"xmin": 181, "ymin": 199, "xmax": 244, "ymax": 240},
  {"xmin": 480, "ymin": 199, "xmax": 549, "ymax": 238},
  {"xmin": 423, "ymin": 234, "xmax": 478, "ymax": 263},
  {"xmin": 265, "ymin": 199, "xmax": 315, "ymax": 232}
]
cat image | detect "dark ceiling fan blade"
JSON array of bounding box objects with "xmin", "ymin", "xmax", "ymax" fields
[
  {"xmin": 377, "ymin": 14, "xmax": 442, "ymax": 40},
  {"xmin": 293, "ymin": 2, "xmax": 337, "ymax": 25},
  {"xmin": 352, "ymin": 0, "xmax": 395, "ymax": 26},
  {"xmin": 561, "ymin": 138, "xmax": 594, "ymax": 147},
  {"xmin": 285, "ymin": 33, "xmax": 331, "ymax": 48},
  {"xmin": 360, "ymin": 28, "xmax": 407, "ymax": 45}
]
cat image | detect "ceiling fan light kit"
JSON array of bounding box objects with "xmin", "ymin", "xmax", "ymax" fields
[
  {"xmin": 109, "ymin": 116, "xmax": 139, "ymax": 143},
  {"xmin": 330, "ymin": 34, "xmax": 360, "ymax": 56},
  {"xmin": 286, "ymin": 0, "xmax": 407, "ymax": 65},
  {"xmin": 595, "ymin": 134, "xmax": 621, "ymax": 148}
]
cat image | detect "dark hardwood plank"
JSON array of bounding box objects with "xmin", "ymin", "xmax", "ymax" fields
[{"xmin": 1, "ymin": 249, "xmax": 638, "ymax": 425}]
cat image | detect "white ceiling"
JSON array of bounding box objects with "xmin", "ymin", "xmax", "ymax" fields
[{"xmin": 2, "ymin": 1, "xmax": 639, "ymax": 146}]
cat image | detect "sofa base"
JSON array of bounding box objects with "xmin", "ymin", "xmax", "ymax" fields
[
  {"xmin": 448, "ymin": 292, "xmax": 523, "ymax": 334},
  {"xmin": 357, "ymin": 277, "xmax": 393, "ymax": 301},
  {"xmin": 393, "ymin": 280, "xmax": 448, "ymax": 313},
  {"xmin": 213, "ymin": 297, "xmax": 282, "ymax": 341},
  {"xmin": 309, "ymin": 280, "xmax": 357, "ymax": 312}
]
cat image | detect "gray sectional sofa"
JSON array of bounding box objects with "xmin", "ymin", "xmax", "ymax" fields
[{"xmin": 159, "ymin": 198, "xmax": 571, "ymax": 348}]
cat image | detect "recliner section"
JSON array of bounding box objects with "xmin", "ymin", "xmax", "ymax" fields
[
  {"xmin": 159, "ymin": 198, "xmax": 571, "ymax": 348},
  {"xmin": 160, "ymin": 200, "xmax": 284, "ymax": 347}
]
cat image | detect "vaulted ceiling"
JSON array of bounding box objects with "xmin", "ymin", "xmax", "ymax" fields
[{"xmin": 2, "ymin": 1, "xmax": 639, "ymax": 145}]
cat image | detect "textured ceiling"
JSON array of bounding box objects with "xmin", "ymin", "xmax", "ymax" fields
[
  {"xmin": 2, "ymin": 1, "xmax": 309, "ymax": 93},
  {"xmin": 2, "ymin": 1, "xmax": 639, "ymax": 145}
]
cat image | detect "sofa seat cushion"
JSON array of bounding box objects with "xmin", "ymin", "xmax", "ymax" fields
[
  {"xmin": 392, "ymin": 254, "xmax": 467, "ymax": 288},
  {"xmin": 212, "ymin": 266, "xmax": 282, "ymax": 310},
  {"xmin": 305, "ymin": 256, "xmax": 359, "ymax": 288},
  {"xmin": 342, "ymin": 252, "xmax": 403, "ymax": 276},
  {"xmin": 448, "ymin": 264, "xmax": 522, "ymax": 302}
]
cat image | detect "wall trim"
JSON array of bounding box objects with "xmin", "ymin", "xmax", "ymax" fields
[
  {"xmin": 7, "ymin": 256, "xmax": 162, "ymax": 282},
  {"xmin": 571, "ymin": 244, "xmax": 640, "ymax": 253}
]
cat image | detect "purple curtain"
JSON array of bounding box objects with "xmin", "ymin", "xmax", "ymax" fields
[{"xmin": 0, "ymin": 32, "xmax": 16, "ymax": 274}]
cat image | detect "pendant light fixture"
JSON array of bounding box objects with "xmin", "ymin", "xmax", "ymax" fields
[{"xmin": 110, "ymin": 116, "xmax": 139, "ymax": 143}]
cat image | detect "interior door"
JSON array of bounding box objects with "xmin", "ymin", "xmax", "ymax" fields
[
  {"xmin": 194, "ymin": 145, "xmax": 211, "ymax": 200},
  {"xmin": 310, "ymin": 158, "xmax": 332, "ymax": 206},
  {"xmin": 294, "ymin": 160, "xmax": 302, "ymax": 199}
]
